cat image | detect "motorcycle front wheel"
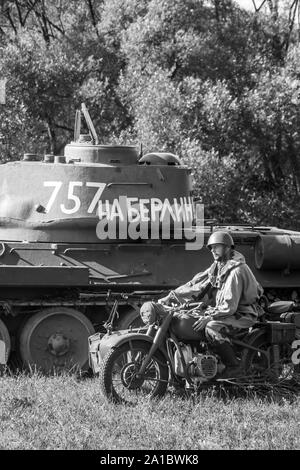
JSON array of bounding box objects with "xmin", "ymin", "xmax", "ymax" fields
[{"xmin": 99, "ymin": 340, "xmax": 169, "ymax": 404}]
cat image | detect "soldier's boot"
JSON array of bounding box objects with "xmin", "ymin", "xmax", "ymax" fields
[{"xmin": 214, "ymin": 341, "xmax": 243, "ymax": 378}]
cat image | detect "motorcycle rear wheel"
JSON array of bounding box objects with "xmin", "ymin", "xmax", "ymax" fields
[
  {"xmin": 242, "ymin": 332, "xmax": 297, "ymax": 380},
  {"xmin": 99, "ymin": 341, "xmax": 169, "ymax": 404}
]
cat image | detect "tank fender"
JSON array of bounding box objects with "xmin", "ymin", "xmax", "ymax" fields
[{"xmin": 255, "ymin": 234, "xmax": 300, "ymax": 270}]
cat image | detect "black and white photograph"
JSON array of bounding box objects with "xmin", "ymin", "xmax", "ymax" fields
[{"xmin": 0, "ymin": 0, "xmax": 299, "ymax": 455}]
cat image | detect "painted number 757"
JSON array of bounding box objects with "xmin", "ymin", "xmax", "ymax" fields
[{"xmin": 43, "ymin": 181, "xmax": 106, "ymax": 214}]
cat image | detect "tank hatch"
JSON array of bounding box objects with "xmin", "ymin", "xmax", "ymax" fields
[
  {"xmin": 139, "ymin": 152, "xmax": 181, "ymax": 166},
  {"xmin": 64, "ymin": 103, "xmax": 139, "ymax": 165},
  {"xmin": 65, "ymin": 142, "xmax": 140, "ymax": 165}
]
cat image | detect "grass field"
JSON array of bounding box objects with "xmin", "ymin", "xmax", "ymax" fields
[{"xmin": 0, "ymin": 372, "xmax": 299, "ymax": 450}]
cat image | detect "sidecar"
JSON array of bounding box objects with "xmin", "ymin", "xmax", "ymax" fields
[{"xmin": 88, "ymin": 327, "xmax": 150, "ymax": 374}]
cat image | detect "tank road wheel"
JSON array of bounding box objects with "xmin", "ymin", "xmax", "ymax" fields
[
  {"xmin": 99, "ymin": 340, "xmax": 169, "ymax": 404},
  {"xmin": 19, "ymin": 308, "xmax": 95, "ymax": 373},
  {"xmin": 0, "ymin": 318, "xmax": 11, "ymax": 368}
]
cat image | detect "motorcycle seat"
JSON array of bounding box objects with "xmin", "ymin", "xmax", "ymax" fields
[{"xmin": 265, "ymin": 300, "xmax": 294, "ymax": 315}]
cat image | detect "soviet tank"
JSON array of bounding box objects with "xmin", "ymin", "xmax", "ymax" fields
[{"xmin": 0, "ymin": 104, "xmax": 300, "ymax": 373}]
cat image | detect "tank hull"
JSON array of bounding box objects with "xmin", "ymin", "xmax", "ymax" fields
[{"xmin": 0, "ymin": 230, "xmax": 299, "ymax": 289}]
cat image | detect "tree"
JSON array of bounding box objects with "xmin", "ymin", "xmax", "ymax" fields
[
  {"xmin": 0, "ymin": 0, "xmax": 299, "ymax": 229},
  {"xmin": 0, "ymin": 1, "xmax": 129, "ymax": 156}
]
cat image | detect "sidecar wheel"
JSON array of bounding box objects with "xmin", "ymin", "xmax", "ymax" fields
[{"xmin": 99, "ymin": 341, "xmax": 168, "ymax": 404}]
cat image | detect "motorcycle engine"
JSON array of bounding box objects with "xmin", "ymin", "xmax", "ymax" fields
[
  {"xmin": 189, "ymin": 354, "xmax": 218, "ymax": 380},
  {"xmin": 174, "ymin": 345, "xmax": 219, "ymax": 381}
]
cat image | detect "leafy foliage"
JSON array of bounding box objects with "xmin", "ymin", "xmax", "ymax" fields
[{"xmin": 0, "ymin": 0, "xmax": 299, "ymax": 228}]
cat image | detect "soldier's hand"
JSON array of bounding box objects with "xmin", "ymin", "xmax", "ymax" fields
[
  {"xmin": 192, "ymin": 315, "xmax": 212, "ymax": 332},
  {"xmin": 189, "ymin": 301, "xmax": 207, "ymax": 312},
  {"xmin": 158, "ymin": 294, "xmax": 171, "ymax": 306},
  {"xmin": 158, "ymin": 291, "xmax": 181, "ymax": 306}
]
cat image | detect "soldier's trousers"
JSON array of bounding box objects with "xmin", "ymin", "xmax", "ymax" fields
[
  {"xmin": 139, "ymin": 301, "xmax": 258, "ymax": 345},
  {"xmin": 205, "ymin": 314, "xmax": 257, "ymax": 344}
]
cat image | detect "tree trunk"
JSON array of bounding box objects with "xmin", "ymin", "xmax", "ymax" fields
[
  {"xmin": 261, "ymin": 151, "xmax": 276, "ymax": 187},
  {"xmin": 268, "ymin": 125, "xmax": 284, "ymax": 185},
  {"xmin": 286, "ymin": 135, "xmax": 300, "ymax": 195},
  {"xmin": 46, "ymin": 120, "xmax": 57, "ymax": 155}
]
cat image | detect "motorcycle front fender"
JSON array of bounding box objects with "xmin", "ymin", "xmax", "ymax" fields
[
  {"xmin": 100, "ymin": 331, "xmax": 155, "ymax": 359},
  {"xmin": 89, "ymin": 329, "xmax": 157, "ymax": 374}
]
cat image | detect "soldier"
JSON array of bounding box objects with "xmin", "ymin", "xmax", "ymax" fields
[{"xmin": 140, "ymin": 230, "xmax": 263, "ymax": 378}]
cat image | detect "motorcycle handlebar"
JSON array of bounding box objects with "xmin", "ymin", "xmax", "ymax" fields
[{"xmin": 167, "ymin": 302, "xmax": 204, "ymax": 312}]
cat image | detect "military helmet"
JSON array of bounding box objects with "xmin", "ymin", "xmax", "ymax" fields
[{"xmin": 207, "ymin": 231, "xmax": 234, "ymax": 250}]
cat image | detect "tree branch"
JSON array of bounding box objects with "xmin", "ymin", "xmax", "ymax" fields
[
  {"xmin": 53, "ymin": 123, "xmax": 73, "ymax": 132},
  {"xmin": 23, "ymin": 0, "xmax": 39, "ymax": 25},
  {"xmin": 4, "ymin": 5, "xmax": 18, "ymax": 34},
  {"xmin": 284, "ymin": 0, "xmax": 298, "ymax": 52},
  {"xmin": 85, "ymin": 0, "xmax": 100, "ymax": 37},
  {"xmin": 15, "ymin": 0, "xmax": 25, "ymax": 27},
  {"xmin": 252, "ymin": 0, "xmax": 268, "ymax": 13}
]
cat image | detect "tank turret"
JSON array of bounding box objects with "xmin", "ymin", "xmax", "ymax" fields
[{"xmin": 0, "ymin": 104, "xmax": 193, "ymax": 243}]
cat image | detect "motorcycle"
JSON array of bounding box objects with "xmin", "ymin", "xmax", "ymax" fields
[{"xmin": 88, "ymin": 295, "xmax": 300, "ymax": 404}]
